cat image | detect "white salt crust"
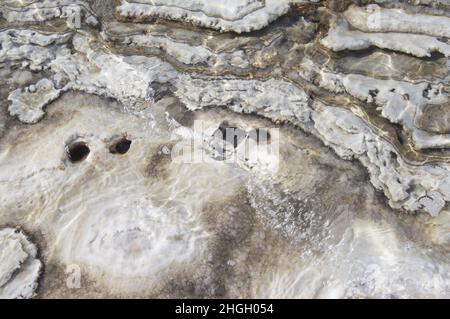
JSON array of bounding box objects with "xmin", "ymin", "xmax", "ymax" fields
[
  {"xmin": 0, "ymin": 0, "xmax": 98, "ymax": 26},
  {"xmin": 0, "ymin": 228, "xmax": 42, "ymax": 299},
  {"xmin": 3, "ymin": 27, "xmax": 450, "ymax": 216},
  {"xmin": 321, "ymin": 18, "xmax": 450, "ymax": 58},
  {"xmin": 1, "ymin": 2, "xmax": 450, "ymax": 219},
  {"xmin": 116, "ymin": 0, "xmax": 290, "ymax": 33},
  {"xmin": 344, "ymin": 4, "xmax": 450, "ymax": 38}
]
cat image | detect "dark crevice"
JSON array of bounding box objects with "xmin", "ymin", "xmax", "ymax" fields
[{"xmin": 109, "ymin": 137, "xmax": 132, "ymax": 154}]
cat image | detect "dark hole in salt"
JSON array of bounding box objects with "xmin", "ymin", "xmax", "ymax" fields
[
  {"xmin": 110, "ymin": 138, "xmax": 132, "ymax": 154},
  {"xmin": 67, "ymin": 142, "xmax": 90, "ymax": 163},
  {"xmin": 423, "ymin": 83, "xmax": 433, "ymax": 99}
]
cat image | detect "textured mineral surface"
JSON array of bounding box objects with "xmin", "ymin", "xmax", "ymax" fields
[{"xmin": 1, "ymin": 0, "xmax": 450, "ymax": 298}]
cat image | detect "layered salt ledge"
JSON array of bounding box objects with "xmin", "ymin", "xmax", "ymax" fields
[
  {"xmin": 53, "ymin": 34, "xmax": 179, "ymax": 106},
  {"xmin": 4, "ymin": 30, "xmax": 178, "ymax": 121},
  {"xmin": 321, "ymin": 18, "xmax": 450, "ymax": 58},
  {"xmin": 0, "ymin": 29, "xmax": 72, "ymax": 71},
  {"xmin": 102, "ymin": 24, "xmax": 250, "ymax": 68},
  {"xmin": 344, "ymin": 4, "xmax": 450, "ymax": 38},
  {"xmin": 0, "ymin": 228, "xmax": 42, "ymax": 299},
  {"xmin": 175, "ymin": 76, "xmax": 312, "ymax": 126},
  {"xmin": 175, "ymin": 76, "xmax": 450, "ymax": 216},
  {"xmin": 102, "ymin": 24, "xmax": 216, "ymax": 65},
  {"xmin": 341, "ymin": 75, "xmax": 450, "ymax": 150},
  {"xmin": 0, "ymin": 0, "xmax": 98, "ymax": 26},
  {"xmin": 116, "ymin": 0, "xmax": 290, "ymax": 33},
  {"xmin": 109, "ymin": 33, "xmax": 214, "ymax": 65},
  {"xmin": 0, "ymin": 29, "xmax": 72, "ymax": 123},
  {"xmin": 3, "ymin": 1, "xmax": 450, "ymax": 298},
  {"xmin": 3, "ymin": 27, "xmax": 450, "ymax": 216},
  {"xmin": 312, "ymin": 105, "xmax": 449, "ymax": 216},
  {"xmin": 299, "ymin": 57, "xmax": 450, "ymax": 150}
]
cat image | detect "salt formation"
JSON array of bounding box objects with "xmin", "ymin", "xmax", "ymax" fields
[
  {"xmin": 8, "ymin": 79, "xmax": 61, "ymax": 123},
  {"xmin": 116, "ymin": 0, "xmax": 291, "ymax": 33},
  {"xmin": 175, "ymin": 75, "xmax": 450, "ymax": 216},
  {"xmin": 0, "ymin": 228, "xmax": 42, "ymax": 299},
  {"xmin": 344, "ymin": 4, "xmax": 450, "ymax": 38},
  {"xmin": 0, "ymin": 29, "xmax": 72, "ymax": 71},
  {"xmin": 322, "ymin": 18, "xmax": 450, "ymax": 58},
  {"xmin": 1, "ymin": 0, "xmax": 450, "ymax": 299},
  {"xmin": 0, "ymin": 0, "xmax": 98, "ymax": 26}
]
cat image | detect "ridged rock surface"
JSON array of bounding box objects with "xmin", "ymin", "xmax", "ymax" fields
[{"xmin": 1, "ymin": 0, "xmax": 450, "ymax": 298}]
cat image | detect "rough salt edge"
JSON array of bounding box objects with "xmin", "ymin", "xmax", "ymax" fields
[
  {"xmin": 51, "ymin": 34, "xmax": 179, "ymax": 106},
  {"xmin": 344, "ymin": 4, "xmax": 450, "ymax": 38},
  {"xmin": 4, "ymin": 30, "xmax": 178, "ymax": 124},
  {"xmin": 102, "ymin": 29, "xmax": 250, "ymax": 68},
  {"xmin": 299, "ymin": 57, "xmax": 450, "ymax": 150},
  {"xmin": 0, "ymin": 228, "xmax": 42, "ymax": 299},
  {"xmin": 341, "ymin": 74, "xmax": 450, "ymax": 150},
  {"xmin": 116, "ymin": 0, "xmax": 290, "ymax": 33},
  {"xmin": 0, "ymin": 29, "xmax": 73, "ymax": 71},
  {"xmin": 122, "ymin": 0, "xmax": 265, "ymax": 21},
  {"xmin": 0, "ymin": 237, "xmax": 28, "ymax": 287},
  {"xmin": 174, "ymin": 75, "xmax": 450, "ymax": 216},
  {"xmin": 3, "ymin": 31, "xmax": 450, "ymax": 216},
  {"xmin": 8, "ymin": 79, "xmax": 62, "ymax": 124},
  {"xmin": 321, "ymin": 18, "xmax": 450, "ymax": 58},
  {"xmin": 312, "ymin": 105, "xmax": 448, "ymax": 217},
  {"xmin": 0, "ymin": 0, "xmax": 98, "ymax": 26},
  {"xmin": 104, "ymin": 32, "xmax": 214, "ymax": 65}
]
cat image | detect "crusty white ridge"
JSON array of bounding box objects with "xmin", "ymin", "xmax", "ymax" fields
[{"xmin": 116, "ymin": 0, "xmax": 291, "ymax": 33}]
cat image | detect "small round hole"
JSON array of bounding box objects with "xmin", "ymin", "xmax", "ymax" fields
[
  {"xmin": 67, "ymin": 142, "xmax": 90, "ymax": 163},
  {"xmin": 110, "ymin": 138, "xmax": 131, "ymax": 154}
]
